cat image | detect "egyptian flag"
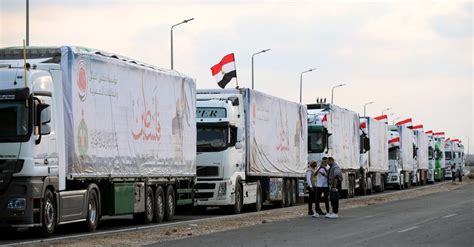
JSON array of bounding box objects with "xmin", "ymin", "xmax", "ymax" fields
[
  {"xmin": 412, "ymin": 124, "xmax": 423, "ymax": 131},
  {"xmin": 374, "ymin": 115, "xmax": 388, "ymax": 124},
  {"xmin": 425, "ymin": 130, "xmax": 433, "ymax": 135},
  {"xmin": 396, "ymin": 118, "xmax": 412, "ymax": 128},
  {"xmin": 433, "ymin": 132, "xmax": 445, "ymax": 137},
  {"xmin": 211, "ymin": 53, "xmax": 237, "ymax": 89}
]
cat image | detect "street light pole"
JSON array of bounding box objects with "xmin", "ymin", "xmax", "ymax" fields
[
  {"xmin": 331, "ymin": 83, "xmax": 346, "ymax": 104},
  {"xmin": 381, "ymin": 107, "xmax": 391, "ymax": 115},
  {"xmin": 26, "ymin": 0, "xmax": 29, "ymax": 46},
  {"xmin": 251, "ymin": 49, "xmax": 271, "ymax": 89},
  {"xmin": 170, "ymin": 18, "xmax": 194, "ymax": 70},
  {"xmin": 363, "ymin": 101, "xmax": 374, "ymax": 116},
  {"xmin": 299, "ymin": 68, "xmax": 317, "ymax": 103}
]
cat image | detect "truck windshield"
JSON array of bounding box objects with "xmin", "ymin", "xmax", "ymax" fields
[
  {"xmin": 0, "ymin": 101, "xmax": 30, "ymax": 140},
  {"xmin": 308, "ymin": 131, "xmax": 324, "ymax": 153},
  {"xmin": 197, "ymin": 125, "xmax": 228, "ymax": 152},
  {"xmin": 389, "ymin": 147, "xmax": 399, "ymax": 160},
  {"xmin": 444, "ymin": 151, "xmax": 452, "ymax": 160},
  {"xmin": 428, "ymin": 146, "xmax": 434, "ymax": 160}
]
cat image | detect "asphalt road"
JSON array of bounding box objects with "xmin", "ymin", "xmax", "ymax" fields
[{"xmin": 157, "ymin": 183, "xmax": 474, "ymax": 247}]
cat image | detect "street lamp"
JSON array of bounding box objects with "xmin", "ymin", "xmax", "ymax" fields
[
  {"xmin": 171, "ymin": 18, "xmax": 194, "ymax": 70},
  {"xmin": 381, "ymin": 107, "xmax": 391, "ymax": 115},
  {"xmin": 299, "ymin": 68, "xmax": 317, "ymax": 103},
  {"xmin": 331, "ymin": 83, "xmax": 346, "ymax": 104},
  {"xmin": 251, "ymin": 49, "xmax": 271, "ymax": 89},
  {"xmin": 363, "ymin": 101, "xmax": 374, "ymax": 116}
]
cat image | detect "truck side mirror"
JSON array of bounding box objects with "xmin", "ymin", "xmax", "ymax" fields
[
  {"xmin": 35, "ymin": 103, "xmax": 51, "ymax": 144},
  {"xmin": 235, "ymin": 142, "xmax": 243, "ymax": 149},
  {"xmin": 236, "ymin": 127, "xmax": 244, "ymax": 143}
]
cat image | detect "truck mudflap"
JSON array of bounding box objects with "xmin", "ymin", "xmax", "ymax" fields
[{"xmin": 0, "ymin": 177, "xmax": 45, "ymax": 228}]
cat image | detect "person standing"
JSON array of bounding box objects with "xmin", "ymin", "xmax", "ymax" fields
[
  {"xmin": 313, "ymin": 157, "xmax": 329, "ymax": 218},
  {"xmin": 306, "ymin": 160, "xmax": 318, "ymax": 215},
  {"xmin": 327, "ymin": 157, "xmax": 342, "ymax": 219}
]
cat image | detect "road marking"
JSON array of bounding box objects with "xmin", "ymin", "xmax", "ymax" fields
[
  {"xmin": 442, "ymin": 213, "xmax": 457, "ymax": 218},
  {"xmin": 398, "ymin": 226, "xmax": 418, "ymax": 233}
]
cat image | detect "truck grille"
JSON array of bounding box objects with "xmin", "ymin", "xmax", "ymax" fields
[
  {"xmin": 195, "ymin": 183, "xmax": 216, "ymax": 190},
  {"xmin": 197, "ymin": 166, "xmax": 219, "ymax": 177},
  {"xmin": 195, "ymin": 192, "xmax": 214, "ymax": 199}
]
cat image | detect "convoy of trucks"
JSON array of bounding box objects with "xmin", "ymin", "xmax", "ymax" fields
[
  {"xmin": 194, "ymin": 89, "xmax": 307, "ymax": 213},
  {"xmin": 0, "ymin": 46, "xmax": 196, "ymax": 236},
  {"xmin": 0, "ymin": 45, "xmax": 466, "ymax": 236}
]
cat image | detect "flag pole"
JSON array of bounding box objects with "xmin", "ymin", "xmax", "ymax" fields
[{"xmin": 234, "ymin": 54, "xmax": 239, "ymax": 89}]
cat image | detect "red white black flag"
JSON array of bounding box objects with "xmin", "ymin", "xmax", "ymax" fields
[
  {"xmin": 211, "ymin": 53, "xmax": 237, "ymax": 89},
  {"xmin": 396, "ymin": 118, "xmax": 413, "ymax": 128},
  {"xmin": 374, "ymin": 115, "xmax": 388, "ymax": 124}
]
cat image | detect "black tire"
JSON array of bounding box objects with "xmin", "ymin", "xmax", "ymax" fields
[
  {"xmin": 144, "ymin": 186, "xmax": 154, "ymax": 224},
  {"xmin": 85, "ymin": 189, "xmax": 99, "ymax": 232},
  {"xmin": 230, "ymin": 182, "xmax": 243, "ymax": 214},
  {"xmin": 154, "ymin": 186, "xmax": 165, "ymax": 223},
  {"xmin": 41, "ymin": 189, "xmax": 56, "ymax": 237},
  {"xmin": 164, "ymin": 185, "xmax": 176, "ymax": 221},
  {"xmin": 253, "ymin": 181, "xmax": 262, "ymax": 212}
]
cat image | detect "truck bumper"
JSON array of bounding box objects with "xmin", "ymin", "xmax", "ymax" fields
[
  {"xmin": 386, "ymin": 173, "xmax": 400, "ymax": 185},
  {"xmin": 0, "ymin": 177, "xmax": 44, "ymax": 228},
  {"xmin": 444, "ymin": 169, "xmax": 452, "ymax": 179},
  {"xmin": 427, "ymin": 169, "xmax": 434, "ymax": 182},
  {"xmin": 194, "ymin": 179, "xmax": 235, "ymax": 206}
]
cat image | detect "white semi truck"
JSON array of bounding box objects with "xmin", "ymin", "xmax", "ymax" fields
[
  {"xmin": 194, "ymin": 88, "xmax": 307, "ymax": 214},
  {"xmin": 387, "ymin": 125, "xmax": 414, "ymax": 189},
  {"xmin": 413, "ymin": 130, "xmax": 429, "ymax": 185},
  {"xmin": 427, "ymin": 133, "xmax": 436, "ymax": 183},
  {"xmin": 444, "ymin": 139, "xmax": 454, "ymax": 180},
  {"xmin": 0, "ymin": 46, "xmax": 196, "ymax": 236},
  {"xmin": 307, "ymin": 103, "xmax": 366, "ymax": 198},
  {"xmin": 359, "ymin": 117, "xmax": 388, "ymax": 194}
]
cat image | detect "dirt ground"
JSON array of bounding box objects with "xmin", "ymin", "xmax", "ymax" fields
[{"xmin": 25, "ymin": 177, "xmax": 473, "ymax": 247}]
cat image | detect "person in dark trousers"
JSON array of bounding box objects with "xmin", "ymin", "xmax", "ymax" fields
[
  {"xmin": 451, "ymin": 164, "xmax": 456, "ymax": 182},
  {"xmin": 306, "ymin": 160, "xmax": 318, "ymax": 215},
  {"xmin": 327, "ymin": 157, "xmax": 342, "ymax": 219},
  {"xmin": 314, "ymin": 157, "xmax": 329, "ymax": 218}
]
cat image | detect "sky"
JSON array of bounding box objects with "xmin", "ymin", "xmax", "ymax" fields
[{"xmin": 1, "ymin": 0, "xmax": 473, "ymax": 153}]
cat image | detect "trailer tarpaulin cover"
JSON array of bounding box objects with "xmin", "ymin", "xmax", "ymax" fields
[
  {"xmin": 61, "ymin": 47, "xmax": 196, "ymax": 178},
  {"xmin": 367, "ymin": 118, "xmax": 389, "ymax": 172},
  {"xmin": 399, "ymin": 126, "xmax": 414, "ymax": 171},
  {"xmin": 326, "ymin": 105, "xmax": 360, "ymax": 170},
  {"xmin": 247, "ymin": 89, "xmax": 307, "ymax": 177},
  {"xmin": 416, "ymin": 131, "xmax": 429, "ymax": 170}
]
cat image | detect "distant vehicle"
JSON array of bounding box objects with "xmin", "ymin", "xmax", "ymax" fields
[
  {"xmin": 427, "ymin": 134, "xmax": 436, "ymax": 184},
  {"xmin": 413, "ymin": 130, "xmax": 429, "ymax": 185},
  {"xmin": 194, "ymin": 88, "xmax": 307, "ymax": 214},
  {"xmin": 433, "ymin": 134, "xmax": 446, "ymax": 181},
  {"xmin": 359, "ymin": 117, "xmax": 388, "ymax": 194},
  {"xmin": 386, "ymin": 125, "xmax": 414, "ymax": 189},
  {"xmin": 444, "ymin": 139, "xmax": 454, "ymax": 180},
  {"xmin": 0, "ymin": 46, "xmax": 196, "ymax": 236},
  {"xmin": 307, "ymin": 103, "xmax": 368, "ymax": 198}
]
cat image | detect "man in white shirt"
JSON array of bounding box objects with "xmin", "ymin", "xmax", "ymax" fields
[
  {"xmin": 314, "ymin": 157, "xmax": 329, "ymax": 218},
  {"xmin": 306, "ymin": 160, "xmax": 318, "ymax": 215}
]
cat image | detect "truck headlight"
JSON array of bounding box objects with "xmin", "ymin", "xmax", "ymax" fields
[
  {"xmin": 218, "ymin": 182, "xmax": 227, "ymax": 196},
  {"xmin": 7, "ymin": 198, "xmax": 26, "ymax": 210}
]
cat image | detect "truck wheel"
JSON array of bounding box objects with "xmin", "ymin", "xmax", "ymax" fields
[
  {"xmin": 381, "ymin": 175, "xmax": 385, "ymax": 192},
  {"xmin": 231, "ymin": 182, "xmax": 243, "ymax": 214},
  {"xmin": 285, "ymin": 179, "xmax": 291, "ymax": 207},
  {"xmin": 164, "ymin": 185, "xmax": 176, "ymax": 221},
  {"xmin": 144, "ymin": 186, "xmax": 154, "ymax": 224},
  {"xmin": 253, "ymin": 181, "xmax": 262, "ymax": 212},
  {"xmin": 154, "ymin": 186, "xmax": 165, "ymax": 223},
  {"xmin": 85, "ymin": 189, "xmax": 99, "ymax": 232},
  {"xmin": 41, "ymin": 189, "xmax": 56, "ymax": 237}
]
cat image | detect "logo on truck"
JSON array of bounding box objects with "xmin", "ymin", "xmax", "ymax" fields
[
  {"xmin": 131, "ymin": 80, "xmax": 161, "ymax": 142},
  {"xmin": 77, "ymin": 60, "xmax": 88, "ymax": 102},
  {"xmin": 77, "ymin": 110, "xmax": 89, "ymax": 156}
]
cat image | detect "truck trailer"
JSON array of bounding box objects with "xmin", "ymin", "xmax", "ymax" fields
[
  {"xmin": 359, "ymin": 117, "xmax": 388, "ymax": 194},
  {"xmin": 307, "ymin": 103, "xmax": 367, "ymax": 198},
  {"xmin": 413, "ymin": 130, "xmax": 429, "ymax": 185},
  {"xmin": 387, "ymin": 125, "xmax": 414, "ymax": 189},
  {"xmin": 194, "ymin": 88, "xmax": 307, "ymax": 214},
  {"xmin": 0, "ymin": 46, "xmax": 196, "ymax": 236}
]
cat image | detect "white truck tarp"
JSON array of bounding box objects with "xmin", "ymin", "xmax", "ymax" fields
[
  {"xmin": 61, "ymin": 46, "xmax": 196, "ymax": 178},
  {"xmin": 326, "ymin": 105, "xmax": 360, "ymax": 170},
  {"xmin": 416, "ymin": 131, "xmax": 429, "ymax": 170},
  {"xmin": 367, "ymin": 118, "xmax": 388, "ymax": 173},
  {"xmin": 246, "ymin": 89, "xmax": 307, "ymax": 177},
  {"xmin": 399, "ymin": 126, "xmax": 414, "ymax": 172}
]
